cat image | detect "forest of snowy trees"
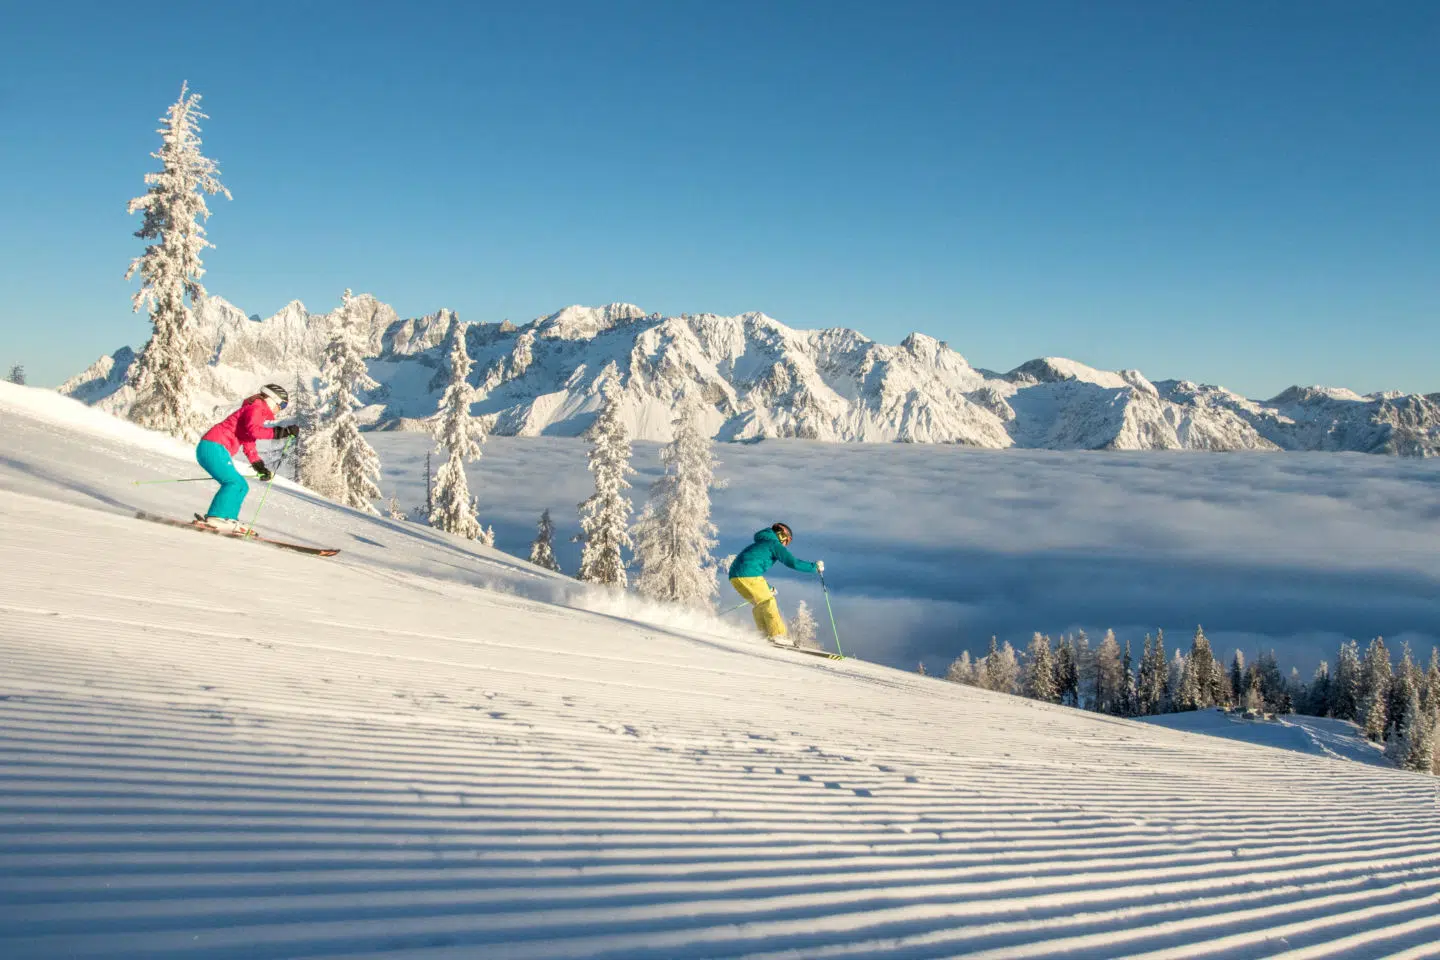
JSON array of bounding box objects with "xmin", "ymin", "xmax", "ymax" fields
[{"xmin": 937, "ymin": 628, "xmax": 1440, "ymax": 774}]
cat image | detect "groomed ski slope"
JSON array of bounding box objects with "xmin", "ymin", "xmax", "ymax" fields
[{"xmin": 2, "ymin": 383, "xmax": 1439, "ymax": 960}]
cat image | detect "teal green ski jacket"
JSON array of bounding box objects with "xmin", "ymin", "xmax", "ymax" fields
[{"xmin": 728, "ymin": 528, "xmax": 818, "ymax": 579}]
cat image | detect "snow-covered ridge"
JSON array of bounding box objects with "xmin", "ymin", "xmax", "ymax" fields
[{"xmin": 63, "ymin": 295, "xmax": 1440, "ymax": 453}]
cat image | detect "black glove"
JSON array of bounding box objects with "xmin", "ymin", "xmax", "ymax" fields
[
  {"xmin": 251, "ymin": 461, "xmax": 273, "ymax": 482},
  {"xmin": 272, "ymin": 424, "xmax": 299, "ymax": 440}
]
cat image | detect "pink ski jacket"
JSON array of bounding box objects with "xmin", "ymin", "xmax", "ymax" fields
[{"xmin": 202, "ymin": 397, "xmax": 277, "ymax": 462}]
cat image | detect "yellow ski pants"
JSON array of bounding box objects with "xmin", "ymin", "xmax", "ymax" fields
[{"xmin": 730, "ymin": 577, "xmax": 786, "ymax": 637}]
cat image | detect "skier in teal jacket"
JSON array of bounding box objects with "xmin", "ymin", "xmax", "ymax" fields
[{"xmin": 728, "ymin": 523, "xmax": 823, "ymax": 643}]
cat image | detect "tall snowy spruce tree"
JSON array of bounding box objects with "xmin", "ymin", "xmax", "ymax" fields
[
  {"xmin": 1094, "ymin": 630, "xmax": 1125, "ymax": 714},
  {"xmin": 575, "ymin": 381, "xmax": 635, "ymax": 587},
  {"xmin": 1053, "ymin": 638, "xmax": 1079, "ymax": 707},
  {"xmin": 1332, "ymin": 639, "xmax": 1362, "ymax": 720},
  {"xmin": 1023, "ymin": 633, "xmax": 1058, "ymax": 702},
  {"xmin": 528, "ymin": 509, "xmax": 562, "ymax": 573},
  {"xmin": 319, "ymin": 291, "xmax": 382, "ymax": 514},
  {"xmin": 429, "ymin": 325, "xmax": 487, "ymax": 539},
  {"xmin": 1359, "ymin": 637, "xmax": 1393, "ymax": 742},
  {"xmin": 6, "ymin": 365, "xmax": 23, "ymax": 385},
  {"xmin": 125, "ymin": 83, "xmax": 230, "ymax": 438},
  {"xmin": 632, "ymin": 401, "xmax": 721, "ymax": 610}
]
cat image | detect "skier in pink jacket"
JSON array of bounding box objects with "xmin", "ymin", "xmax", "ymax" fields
[{"xmin": 195, "ymin": 384, "xmax": 299, "ymax": 533}]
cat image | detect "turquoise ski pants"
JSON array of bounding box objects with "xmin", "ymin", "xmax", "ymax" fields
[{"xmin": 196, "ymin": 440, "xmax": 248, "ymax": 520}]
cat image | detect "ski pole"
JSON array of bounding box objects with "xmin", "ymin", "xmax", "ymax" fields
[
  {"xmin": 132, "ymin": 477, "xmax": 215, "ymax": 485},
  {"xmin": 242, "ymin": 437, "xmax": 293, "ymax": 539},
  {"xmin": 819, "ymin": 571, "xmax": 845, "ymax": 658},
  {"xmin": 720, "ymin": 600, "xmax": 752, "ymax": 616}
]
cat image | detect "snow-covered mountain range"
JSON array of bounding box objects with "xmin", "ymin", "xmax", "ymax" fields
[{"xmin": 63, "ymin": 295, "xmax": 1440, "ymax": 453}]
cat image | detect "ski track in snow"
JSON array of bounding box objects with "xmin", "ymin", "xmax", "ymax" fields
[{"xmin": 3, "ymin": 387, "xmax": 1440, "ymax": 959}]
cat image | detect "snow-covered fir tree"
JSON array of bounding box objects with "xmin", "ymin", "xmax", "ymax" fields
[
  {"xmin": 1073, "ymin": 630, "xmax": 1094, "ymax": 709},
  {"xmin": 1122, "ymin": 639, "xmax": 1140, "ymax": 718},
  {"xmin": 1183, "ymin": 626, "xmax": 1226, "ymax": 709},
  {"xmin": 575, "ymin": 380, "xmax": 635, "ymax": 587},
  {"xmin": 429, "ymin": 325, "xmax": 487, "ymax": 539},
  {"xmin": 5, "ymin": 364, "xmax": 23, "ymax": 385},
  {"xmin": 1332, "ymin": 639, "xmax": 1362, "ymax": 720},
  {"xmin": 982, "ymin": 637, "xmax": 1020, "ymax": 695},
  {"xmin": 291, "ymin": 376, "xmax": 332, "ymax": 491},
  {"xmin": 1023, "ymin": 633, "xmax": 1058, "ymax": 702},
  {"xmin": 1358, "ymin": 637, "xmax": 1393, "ymax": 742},
  {"xmin": 1054, "ymin": 637, "xmax": 1080, "ymax": 707},
  {"xmin": 1137, "ymin": 633, "xmax": 1169, "ymax": 716},
  {"xmin": 1253, "ymin": 650, "xmax": 1285, "ymax": 712},
  {"xmin": 916, "ymin": 661, "xmax": 928, "ymax": 676},
  {"xmin": 1094, "ymin": 629, "xmax": 1124, "ymax": 714},
  {"xmin": 631, "ymin": 400, "xmax": 721, "ymax": 611},
  {"xmin": 1230, "ymin": 651, "xmax": 1247, "ymax": 707},
  {"xmin": 1308, "ymin": 660, "xmax": 1332, "ymax": 718},
  {"xmin": 791, "ymin": 601, "xmax": 820, "ymax": 650},
  {"xmin": 385, "ymin": 496, "xmax": 407, "ymax": 521},
  {"xmin": 528, "ymin": 509, "xmax": 562, "ymax": 572},
  {"xmin": 1168, "ymin": 649, "xmax": 1189, "ymax": 710},
  {"xmin": 1386, "ymin": 643, "xmax": 1420, "ymax": 743},
  {"xmin": 946, "ymin": 651, "xmax": 979, "ymax": 685},
  {"xmin": 319, "ymin": 291, "xmax": 382, "ymax": 514},
  {"xmin": 1383, "ymin": 662, "xmax": 1423, "ymax": 768},
  {"xmin": 124, "ymin": 83, "xmax": 230, "ymax": 439}
]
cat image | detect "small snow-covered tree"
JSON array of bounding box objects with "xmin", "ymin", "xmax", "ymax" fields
[
  {"xmin": 1023, "ymin": 633, "xmax": 1058, "ymax": 702},
  {"xmin": 409, "ymin": 452, "xmax": 434, "ymax": 523},
  {"xmin": 575, "ymin": 380, "xmax": 635, "ymax": 587},
  {"xmin": 5, "ymin": 364, "xmax": 23, "ymax": 385},
  {"xmin": 429, "ymin": 325, "xmax": 487, "ymax": 538},
  {"xmin": 632, "ymin": 400, "xmax": 721, "ymax": 610},
  {"xmin": 791, "ymin": 601, "xmax": 820, "ymax": 650},
  {"xmin": 529, "ymin": 509, "xmax": 562, "ymax": 572},
  {"xmin": 982, "ymin": 637, "xmax": 1019, "ymax": 695},
  {"xmin": 125, "ymin": 83, "xmax": 230, "ymax": 439},
  {"xmin": 319, "ymin": 291, "xmax": 382, "ymax": 514},
  {"xmin": 291, "ymin": 376, "xmax": 334, "ymax": 492},
  {"xmin": 1359, "ymin": 637, "xmax": 1393, "ymax": 742},
  {"xmin": 385, "ymin": 496, "xmax": 406, "ymax": 521},
  {"xmin": 946, "ymin": 651, "xmax": 979, "ymax": 686}
]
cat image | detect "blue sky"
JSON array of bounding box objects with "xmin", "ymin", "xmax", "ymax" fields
[{"xmin": 1, "ymin": 0, "xmax": 1436, "ymax": 396}]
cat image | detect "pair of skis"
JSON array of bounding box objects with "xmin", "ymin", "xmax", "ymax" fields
[
  {"xmin": 770, "ymin": 640, "xmax": 844, "ymax": 661},
  {"xmin": 135, "ymin": 512, "xmax": 340, "ymax": 557}
]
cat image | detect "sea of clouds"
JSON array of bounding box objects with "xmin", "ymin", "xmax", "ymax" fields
[{"xmin": 372, "ymin": 435, "xmax": 1440, "ymax": 674}]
